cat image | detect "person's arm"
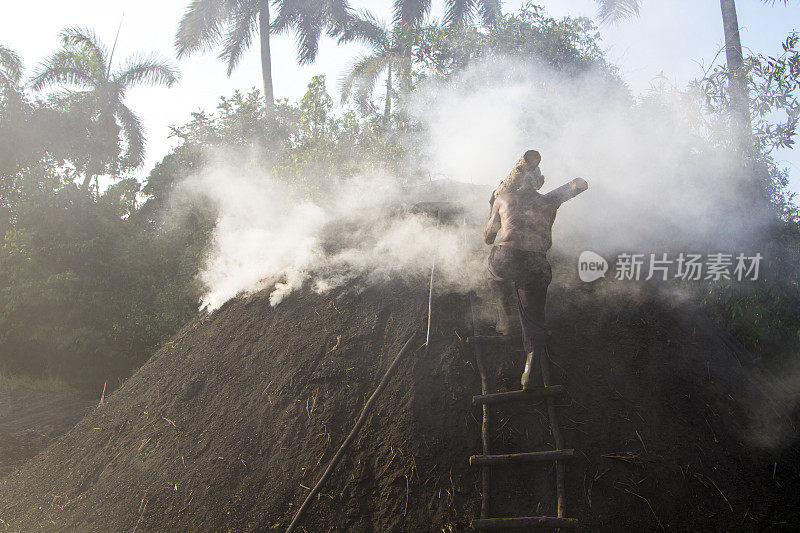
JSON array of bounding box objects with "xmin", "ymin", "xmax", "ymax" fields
[
  {"xmin": 483, "ymin": 199, "xmax": 502, "ymax": 245},
  {"xmin": 545, "ymin": 178, "xmax": 588, "ymax": 206}
]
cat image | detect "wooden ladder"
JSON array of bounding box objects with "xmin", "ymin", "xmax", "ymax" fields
[{"xmin": 467, "ymin": 299, "xmax": 579, "ymax": 530}]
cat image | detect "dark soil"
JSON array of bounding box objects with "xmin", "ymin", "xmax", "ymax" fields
[
  {"xmin": 0, "ymin": 386, "xmax": 93, "ymax": 478},
  {"xmin": 0, "ymin": 274, "xmax": 797, "ymax": 531}
]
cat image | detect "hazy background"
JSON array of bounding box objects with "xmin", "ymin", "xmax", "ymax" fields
[{"xmin": 3, "ymin": 0, "xmax": 800, "ymax": 190}]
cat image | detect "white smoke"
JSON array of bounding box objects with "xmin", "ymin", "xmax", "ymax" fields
[
  {"xmin": 173, "ymin": 56, "xmax": 766, "ymax": 312},
  {"xmin": 407, "ymin": 57, "xmax": 758, "ymax": 258},
  {"xmin": 175, "ymin": 157, "xmax": 485, "ymax": 310}
]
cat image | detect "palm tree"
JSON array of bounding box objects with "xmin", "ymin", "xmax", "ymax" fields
[
  {"xmin": 338, "ymin": 2, "xmax": 502, "ymax": 120},
  {"xmin": 0, "ymin": 45, "xmax": 22, "ymax": 93},
  {"xmin": 393, "ymin": 0, "xmax": 500, "ymax": 27},
  {"xmin": 175, "ymin": 0, "xmax": 351, "ymax": 108},
  {"xmin": 338, "ymin": 11, "xmax": 402, "ymax": 121},
  {"xmin": 719, "ymin": 0, "xmax": 751, "ymax": 150},
  {"xmin": 390, "ymin": 0, "xmax": 501, "ymax": 83},
  {"xmin": 592, "ymin": 0, "xmax": 640, "ymax": 24},
  {"xmin": 31, "ymin": 26, "xmax": 180, "ymax": 189}
]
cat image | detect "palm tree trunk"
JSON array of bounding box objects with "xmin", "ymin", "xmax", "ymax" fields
[
  {"xmin": 259, "ymin": 0, "xmax": 274, "ymax": 108},
  {"xmin": 720, "ymin": 0, "xmax": 751, "ymax": 151},
  {"xmin": 384, "ymin": 63, "xmax": 392, "ymax": 122}
]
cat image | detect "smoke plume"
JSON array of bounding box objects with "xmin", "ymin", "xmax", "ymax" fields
[{"xmin": 175, "ymin": 57, "xmax": 766, "ymax": 311}]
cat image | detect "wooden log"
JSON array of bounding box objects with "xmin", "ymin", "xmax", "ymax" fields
[
  {"xmin": 472, "ymin": 386, "xmax": 564, "ymax": 406},
  {"xmin": 472, "ymin": 516, "xmax": 579, "ymax": 529},
  {"xmin": 469, "ymin": 449, "xmax": 574, "ymax": 466}
]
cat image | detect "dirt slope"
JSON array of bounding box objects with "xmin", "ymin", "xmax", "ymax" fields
[
  {"xmin": 0, "ymin": 276, "xmax": 797, "ymax": 531},
  {"xmin": 0, "ymin": 386, "xmax": 93, "ymax": 478}
]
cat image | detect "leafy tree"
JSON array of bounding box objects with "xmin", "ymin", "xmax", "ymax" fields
[
  {"xmin": 31, "ymin": 27, "xmax": 179, "ymax": 189},
  {"xmin": 695, "ymin": 31, "xmax": 800, "ymax": 359},
  {"xmin": 701, "ymin": 32, "xmax": 800, "ymax": 156},
  {"xmin": 390, "ymin": 0, "xmax": 501, "ymax": 85},
  {"xmin": 175, "ymin": 0, "xmax": 351, "ymax": 108},
  {"xmin": 0, "ymin": 179, "xmax": 201, "ymax": 391},
  {"xmin": 411, "ymin": 5, "xmax": 613, "ymax": 81},
  {"xmin": 594, "ymin": 0, "xmax": 797, "ymax": 152}
]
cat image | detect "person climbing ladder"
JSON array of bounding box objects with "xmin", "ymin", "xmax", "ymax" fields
[{"xmin": 483, "ymin": 149, "xmax": 588, "ymax": 390}]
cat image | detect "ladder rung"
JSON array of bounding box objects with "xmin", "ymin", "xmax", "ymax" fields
[
  {"xmin": 470, "ymin": 449, "xmax": 574, "ymax": 466},
  {"xmin": 472, "ymin": 386, "xmax": 564, "ymax": 405},
  {"xmin": 472, "ymin": 516, "xmax": 579, "ymax": 529},
  {"xmin": 466, "ymin": 335, "xmax": 514, "ymax": 345}
]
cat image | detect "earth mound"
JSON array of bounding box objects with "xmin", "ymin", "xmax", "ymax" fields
[{"xmin": 0, "ymin": 276, "xmax": 797, "ymax": 531}]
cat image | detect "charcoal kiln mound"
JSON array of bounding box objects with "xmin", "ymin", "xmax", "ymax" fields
[{"xmin": 0, "ymin": 276, "xmax": 797, "ymax": 532}]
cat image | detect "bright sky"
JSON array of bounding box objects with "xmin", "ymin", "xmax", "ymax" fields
[{"xmin": 3, "ymin": 1, "xmax": 800, "ymax": 190}]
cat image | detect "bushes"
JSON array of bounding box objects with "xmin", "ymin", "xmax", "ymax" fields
[{"xmin": 0, "ymin": 184, "xmax": 201, "ymax": 392}]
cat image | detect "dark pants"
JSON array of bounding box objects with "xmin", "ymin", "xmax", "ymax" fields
[{"xmin": 487, "ymin": 245, "xmax": 551, "ymax": 354}]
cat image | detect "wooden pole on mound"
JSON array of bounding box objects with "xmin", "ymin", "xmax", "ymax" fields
[{"xmin": 285, "ymin": 332, "xmax": 419, "ymax": 533}]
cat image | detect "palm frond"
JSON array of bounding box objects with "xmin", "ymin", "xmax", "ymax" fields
[
  {"xmin": 0, "ymin": 45, "xmax": 23, "ymax": 86},
  {"xmin": 30, "ymin": 50, "xmax": 96, "ymax": 91},
  {"xmin": 116, "ymin": 103, "xmax": 145, "ymax": 169},
  {"xmin": 114, "ymin": 53, "xmax": 181, "ymax": 89},
  {"xmin": 175, "ymin": 0, "xmax": 237, "ymax": 58},
  {"xmin": 273, "ymin": 0, "xmax": 324, "ymax": 64},
  {"xmin": 323, "ymin": 0, "xmax": 352, "ymax": 36},
  {"xmin": 339, "ymin": 50, "xmax": 390, "ymax": 104},
  {"xmin": 272, "ymin": 0, "xmax": 351, "ymax": 62},
  {"xmin": 477, "ymin": 0, "xmax": 501, "ymax": 26},
  {"xmin": 218, "ymin": 0, "xmax": 260, "ymax": 75},
  {"xmin": 444, "ymin": 0, "xmax": 476, "ymax": 27},
  {"xmin": 58, "ymin": 26, "xmax": 108, "ymax": 72},
  {"xmin": 294, "ymin": 14, "xmax": 323, "ymax": 64},
  {"xmin": 338, "ymin": 10, "xmax": 389, "ymax": 50},
  {"xmin": 270, "ymin": 0, "xmax": 291, "ymax": 34},
  {"xmin": 595, "ymin": 0, "xmax": 641, "ymax": 24},
  {"xmin": 393, "ymin": 0, "xmax": 431, "ymax": 27}
]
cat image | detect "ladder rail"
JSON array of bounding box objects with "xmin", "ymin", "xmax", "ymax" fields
[
  {"xmin": 467, "ymin": 295, "xmax": 577, "ymax": 528},
  {"xmin": 542, "ymin": 346, "xmax": 566, "ymax": 519},
  {"xmin": 470, "ymin": 293, "xmax": 491, "ymax": 519}
]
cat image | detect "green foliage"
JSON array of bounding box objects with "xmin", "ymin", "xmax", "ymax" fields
[
  {"xmin": 5, "ymin": 4, "xmax": 800, "ymax": 391},
  {"xmin": 700, "ymin": 32, "xmax": 800, "ymax": 155},
  {"xmin": 149, "ymin": 77, "xmax": 404, "ymax": 202},
  {"xmin": 695, "ymin": 33, "xmax": 800, "ymax": 359},
  {"xmin": 410, "ymin": 4, "xmax": 613, "ymax": 81},
  {"xmin": 0, "ymin": 179, "xmax": 200, "ymax": 391}
]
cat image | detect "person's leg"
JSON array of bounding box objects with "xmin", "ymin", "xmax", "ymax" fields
[
  {"xmin": 516, "ymin": 256, "xmax": 551, "ymax": 389},
  {"xmin": 487, "ymin": 246, "xmax": 518, "ymax": 335},
  {"xmin": 488, "ymin": 278, "xmax": 516, "ymax": 334},
  {"xmin": 516, "ymin": 281, "xmax": 549, "ymax": 354}
]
